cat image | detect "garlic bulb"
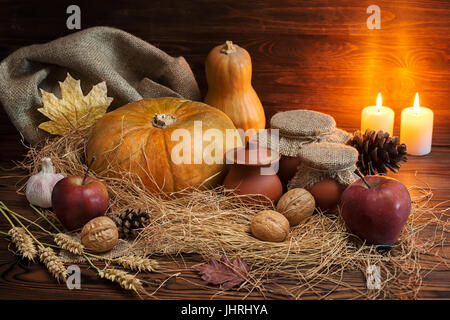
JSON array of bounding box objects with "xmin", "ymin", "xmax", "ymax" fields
[{"xmin": 25, "ymin": 158, "xmax": 65, "ymax": 208}]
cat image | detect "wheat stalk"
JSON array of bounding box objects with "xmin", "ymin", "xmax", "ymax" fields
[
  {"xmin": 98, "ymin": 268, "xmax": 143, "ymax": 292},
  {"xmin": 8, "ymin": 227, "xmax": 37, "ymax": 261},
  {"xmin": 38, "ymin": 246, "xmax": 67, "ymax": 282},
  {"xmin": 115, "ymin": 255, "xmax": 159, "ymax": 272},
  {"xmin": 54, "ymin": 233, "xmax": 84, "ymax": 255}
]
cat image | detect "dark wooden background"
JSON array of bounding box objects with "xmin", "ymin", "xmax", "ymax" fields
[{"xmin": 0, "ymin": 0, "xmax": 448, "ymax": 299}]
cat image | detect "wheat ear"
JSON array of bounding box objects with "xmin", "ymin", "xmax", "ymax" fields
[
  {"xmin": 54, "ymin": 233, "xmax": 84, "ymax": 255},
  {"xmin": 98, "ymin": 268, "xmax": 143, "ymax": 292},
  {"xmin": 38, "ymin": 246, "xmax": 67, "ymax": 282},
  {"xmin": 115, "ymin": 255, "xmax": 159, "ymax": 272},
  {"xmin": 8, "ymin": 227, "xmax": 37, "ymax": 261}
]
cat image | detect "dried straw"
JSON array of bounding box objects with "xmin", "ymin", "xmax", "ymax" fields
[{"xmin": 14, "ymin": 128, "xmax": 449, "ymax": 299}]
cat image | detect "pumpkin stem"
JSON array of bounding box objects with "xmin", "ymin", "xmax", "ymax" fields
[
  {"xmin": 152, "ymin": 114, "xmax": 177, "ymax": 129},
  {"xmin": 221, "ymin": 41, "xmax": 236, "ymax": 54}
]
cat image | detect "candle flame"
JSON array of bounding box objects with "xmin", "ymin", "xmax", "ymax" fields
[
  {"xmin": 413, "ymin": 92, "xmax": 420, "ymax": 113},
  {"xmin": 376, "ymin": 93, "xmax": 382, "ymax": 112}
]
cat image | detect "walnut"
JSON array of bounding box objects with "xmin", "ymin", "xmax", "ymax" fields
[
  {"xmin": 276, "ymin": 188, "xmax": 315, "ymax": 226},
  {"xmin": 250, "ymin": 210, "xmax": 290, "ymax": 242},
  {"xmin": 80, "ymin": 216, "xmax": 119, "ymax": 253}
]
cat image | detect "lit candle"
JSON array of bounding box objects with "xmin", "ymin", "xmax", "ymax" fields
[
  {"xmin": 361, "ymin": 93, "xmax": 394, "ymax": 135},
  {"xmin": 400, "ymin": 93, "xmax": 433, "ymax": 156}
]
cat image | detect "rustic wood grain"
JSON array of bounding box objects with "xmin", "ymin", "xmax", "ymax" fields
[{"xmin": 0, "ymin": 0, "xmax": 448, "ymax": 299}]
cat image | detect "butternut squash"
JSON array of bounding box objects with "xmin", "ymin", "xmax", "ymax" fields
[{"xmin": 205, "ymin": 41, "xmax": 266, "ymax": 142}]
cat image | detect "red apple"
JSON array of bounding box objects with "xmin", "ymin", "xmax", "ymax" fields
[
  {"xmin": 52, "ymin": 175, "xmax": 109, "ymax": 231},
  {"xmin": 340, "ymin": 175, "xmax": 411, "ymax": 245}
]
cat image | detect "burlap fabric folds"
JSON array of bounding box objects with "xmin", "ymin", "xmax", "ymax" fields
[
  {"xmin": 288, "ymin": 142, "xmax": 359, "ymax": 190},
  {"xmin": 0, "ymin": 26, "xmax": 201, "ymax": 144}
]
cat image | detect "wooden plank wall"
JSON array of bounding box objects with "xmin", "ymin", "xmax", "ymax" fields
[{"xmin": 0, "ymin": 0, "xmax": 449, "ymax": 147}]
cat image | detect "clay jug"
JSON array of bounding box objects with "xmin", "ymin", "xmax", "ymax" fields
[{"xmin": 223, "ymin": 145, "xmax": 282, "ymax": 204}]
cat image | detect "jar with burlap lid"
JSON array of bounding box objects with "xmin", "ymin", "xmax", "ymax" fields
[
  {"xmin": 256, "ymin": 110, "xmax": 351, "ymax": 156},
  {"xmin": 254, "ymin": 110, "xmax": 352, "ymax": 187},
  {"xmin": 288, "ymin": 142, "xmax": 358, "ymax": 211},
  {"xmin": 288, "ymin": 142, "xmax": 358, "ymax": 189}
]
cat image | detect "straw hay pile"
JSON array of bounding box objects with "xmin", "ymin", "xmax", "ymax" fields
[{"xmin": 14, "ymin": 128, "xmax": 449, "ymax": 299}]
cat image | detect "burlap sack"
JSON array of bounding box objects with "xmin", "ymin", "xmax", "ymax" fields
[
  {"xmin": 57, "ymin": 233, "xmax": 149, "ymax": 264},
  {"xmin": 58, "ymin": 238, "xmax": 135, "ymax": 264},
  {"xmin": 256, "ymin": 110, "xmax": 352, "ymax": 157},
  {"xmin": 288, "ymin": 142, "xmax": 358, "ymax": 190},
  {"xmin": 0, "ymin": 26, "xmax": 201, "ymax": 144}
]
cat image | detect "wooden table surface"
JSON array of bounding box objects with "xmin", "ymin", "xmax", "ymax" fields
[{"xmin": 0, "ymin": 0, "xmax": 449, "ymax": 299}]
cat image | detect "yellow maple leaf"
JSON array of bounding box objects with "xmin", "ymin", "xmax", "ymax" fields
[{"xmin": 38, "ymin": 73, "xmax": 113, "ymax": 135}]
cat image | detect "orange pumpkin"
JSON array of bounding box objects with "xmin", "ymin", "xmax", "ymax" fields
[
  {"xmin": 86, "ymin": 97, "xmax": 242, "ymax": 193},
  {"xmin": 205, "ymin": 41, "xmax": 266, "ymax": 143}
]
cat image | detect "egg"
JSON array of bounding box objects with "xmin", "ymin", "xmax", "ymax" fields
[{"xmin": 308, "ymin": 179, "xmax": 344, "ymax": 212}]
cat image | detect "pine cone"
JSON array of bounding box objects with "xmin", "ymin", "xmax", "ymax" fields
[
  {"xmin": 347, "ymin": 129, "xmax": 408, "ymax": 175},
  {"xmin": 109, "ymin": 209, "xmax": 151, "ymax": 239}
]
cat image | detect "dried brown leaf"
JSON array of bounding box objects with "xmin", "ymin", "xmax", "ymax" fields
[{"xmin": 194, "ymin": 255, "xmax": 250, "ymax": 289}]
